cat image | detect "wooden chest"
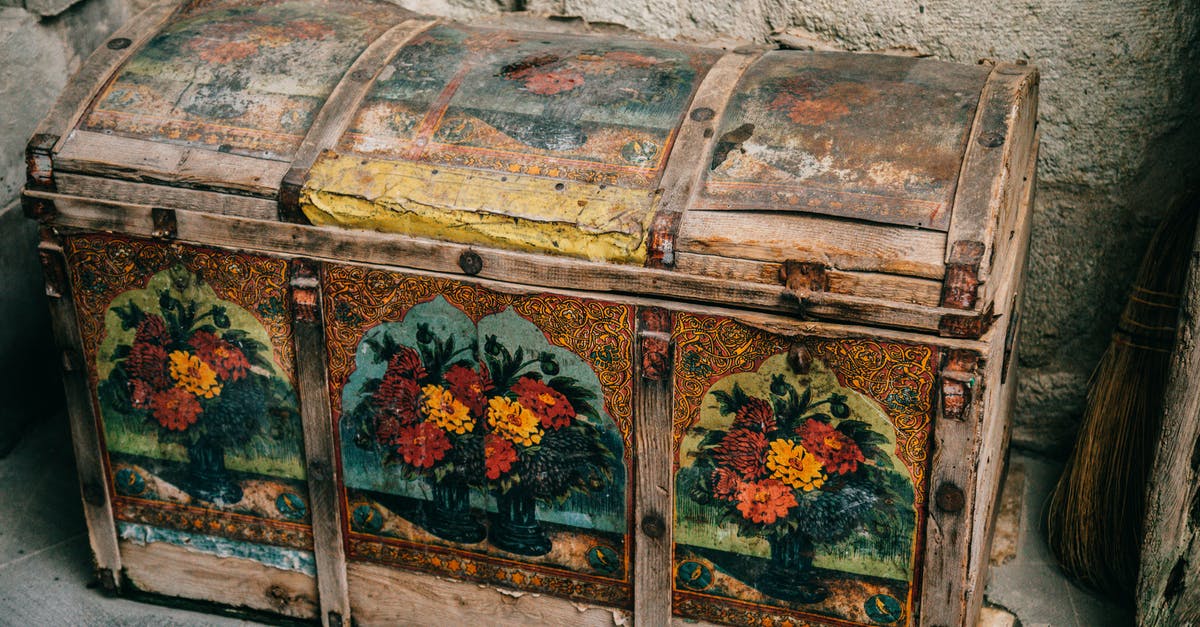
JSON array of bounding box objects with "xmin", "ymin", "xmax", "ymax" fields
[{"xmin": 23, "ymin": 1, "xmax": 1039, "ymax": 625}]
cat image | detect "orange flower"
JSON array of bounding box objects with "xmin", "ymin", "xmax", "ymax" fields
[
  {"xmin": 766, "ymin": 439, "xmax": 826, "ymax": 492},
  {"xmin": 421, "ymin": 384, "xmax": 474, "ymax": 434},
  {"xmin": 484, "ymin": 433, "xmax": 517, "ymax": 480},
  {"xmin": 798, "ymin": 419, "xmax": 866, "ymax": 475},
  {"xmin": 396, "ymin": 422, "xmax": 451, "ymax": 469},
  {"xmin": 486, "ymin": 397, "xmax": 543, "ymax": 446},
  {"xmin": 168, "ymin": 351, "xmax": 221, "ymax": 399},
  {"xmin": 735, "ymin": 479, "xmax": 798, "ymax": 524},
  {"xmin": 150, "ymin": 387, "xmax": 202, "ymax": 431}
]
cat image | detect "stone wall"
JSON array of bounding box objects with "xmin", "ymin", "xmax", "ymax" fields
[{"xmin": 2, "ymin": 0, "xmax": 1197, "ymax": 453}]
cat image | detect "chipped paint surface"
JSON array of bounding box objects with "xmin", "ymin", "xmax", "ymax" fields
[
  {"xmin": 698, "ymin": 52, "xmax": 987, "ymax": 230},
  {"xmin": 81, "ymin": 0, "xmax": 411, "ymax": 160},
  {"xmin": 301, "ymin": 154, "xmax": 660, "ymax": 263}
]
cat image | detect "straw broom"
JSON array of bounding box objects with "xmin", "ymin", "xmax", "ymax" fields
[{"xmin": 1045, "ymin": 201, "xmax": 1198, "ymax": 601}]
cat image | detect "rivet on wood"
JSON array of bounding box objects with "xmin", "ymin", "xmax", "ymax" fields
[
  {"xmin": 640, "ymin": 512, "xmax": 666, "ymax": 539},
  {"xmin": 97, "ymin": 568, "xmax": 118, "ymax": 595},
  {"xmin": 690, "ymin": 107, "xmax": 715, "ymax": 122},
  {"xmin": 106, "ymin": 37, "xmax": 131, "ymax": 50},
  {"xmin": 977, "ymin": 130, "xmax": 1005, "ymax": 148},
  {"xmin": 458, "ymin": 249, "xmax": 483, "ymax": 276},
  {"xmin": 350, "ymin": 69, "xmax": 371, "ymax": 81},
  {"xmin": 788, "ymin": 343, "xmax": 811, "ymax": 374},
  {"xmin": 309, "ymin": 459, "xmax": 331, "ymax": 482},
  {"xmin": 151, "ymin": 207, "xmax": 177, "ymax": 240},
  {"xmin": 82, "ymin": 481, "xmax": 106, "ymax": 507},
  {"xmin": 935, "ymin": 483, "xmax": 965, "ymax": 513}
]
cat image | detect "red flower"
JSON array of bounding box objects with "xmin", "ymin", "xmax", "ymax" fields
[
  {"xmin": 388, "ymin": 347, "xmax": 427, "ymax": 381},
  {"xmin": 134, "ymin": 314, "xmax": 170, "ymax": 346},
  {"xmin": 129, "ymin": 379, "xmax": 154, "ymax": 410},
  {"xmin": 395, "ymin": 422, "xmax": 452, "ymax": 469},
  {"xmin": 484, "ymin": 433, "xmax": 518, "ymax": 480},
  {"xmin": 189, "ymin": 331, "xmax": 250, "ymax": 381},
  {"xmin": 798, "ymin": 419, "xmax": 866, "ymax": 475},
  {"xmin": 444, "ymin": 364, "xmax": 493, "ymax": 417},
  {"xmin": 733, "ymin": 397, "xmax": 777, "ymax": 433},
  {"xmin": 712, "ymin": 428, "xmax": 768, "ymax": 480},
  {"xmin": 150, "ymin": 387, "xmax": 202, "ymax": 431},
  {"xmin": 126, "ymin": 342, "xmax": 171, "ymax": 389},
  {"xmin": 511, "ymin": 376, "xmax": 575, "ymax": 429},
  {"xmin": 374, "ymin": 372, "xmax": 422, "ymax": 431},
  {"xmin": 711, "ymin": 467, "xmax": 743, "ymax": 501},
  {"xmin": 735, "ymin": 478, "xmax": 798, "ymax": 524}
]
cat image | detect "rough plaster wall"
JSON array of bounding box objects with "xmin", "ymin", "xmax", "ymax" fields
[
  {"xmin": 0, "ymin": 0, "xmax": 133, "ymax": 450},
  {"xmin": 399, "ymin": 0, "xmax": 1200, "ymax": 453}
]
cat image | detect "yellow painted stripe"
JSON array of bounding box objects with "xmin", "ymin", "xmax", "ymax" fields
[{"xmin": 300, "ymin": 153, "xmax": 659, "ymax": 264}]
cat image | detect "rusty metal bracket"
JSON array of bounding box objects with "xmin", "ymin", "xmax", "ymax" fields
[
  {"xmin": 780, "ymin": 260, "xmax": 829, "ymax": 319},
  {"xmin": 939, "ymin": 350, "xmax": 980, "ymax": 422},
  {"xmin": 150, "ymin": 207, "xmax": 177, "ymax": 239},
  {"xmin": 938, "ymin": 303, "xmax": 997, "ymax": 339},
  {"xmin": 638, "ymin": 307, "xmax": 673, "ymax": 381},
  {"xmin": 278, "ymin": 166, "xmax": 311, "ymax": 224},
  {"xmin": 25, "ymin": 133, "xmax": 57, "ymax": 191},
  {"xmin": 37, "ymin": 229, "xmax": 68, "ymax": 299},
  {"xmin": 940, "ymin": 240, "xmax": 985, "ymax": 310},
  {"xmin": 290, "ymin": 259, "xmax": 322, "ymax": 323},
  {"xmin": 22, "ymin": 192, "xmax": 56, "ymax": 222}
]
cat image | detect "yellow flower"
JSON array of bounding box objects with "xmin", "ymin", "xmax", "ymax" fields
[
  {"xmin": 486, "ymin": 396, "xmax": 543, "ymax": 446},
  {"xmin": 421, "ymin": 384, "xmax": 474, "ymax": 434},
  {"xmin": 766, "ymin": 439, "xmax": 826, "ymax": 491},
  {"xmin": 168, "ymin": 350, "xmax": 221, "ymax": 399}
]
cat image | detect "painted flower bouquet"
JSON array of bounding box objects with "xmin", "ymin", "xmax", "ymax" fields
[
  {"xmin": 348, "ymin": 324, "xmax": 613, "ymax": 554},
  {"xmin": 99, "ymin": 287, "xmax": 293, "ymax": 505},
  {"xmin": 682, "ymin": 374, "xmax": 912, "ymax": 602}
]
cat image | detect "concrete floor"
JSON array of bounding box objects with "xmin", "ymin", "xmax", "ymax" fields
[{"xmin": 0, "ymin": 412, "xmax": 1130, "ymax": 626}]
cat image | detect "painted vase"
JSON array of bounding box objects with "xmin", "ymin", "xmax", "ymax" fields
[
  {"xmin": 423, "ymin": 477, "xmax": 485, "ymax": 544},
  {"xmin": 758, "ymin": 529, "xmax": 829, "ymax": 603},
  {"xmin": 489, "ymin": 486, "xmax": 551, "ymax": 556},
  {"xmin": 184, "ymin": 436, "xmax": 243, "ymax": 506}
]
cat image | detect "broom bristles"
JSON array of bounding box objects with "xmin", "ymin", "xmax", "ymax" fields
[{"xmin": 1045, "ymin": 202, "xmax": 1196, "ymax": 601}]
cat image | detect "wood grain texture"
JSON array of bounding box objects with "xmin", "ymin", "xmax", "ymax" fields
[
  {"xmin": 36, "ymin": 233, "xmax": 123, "ymax": 590},
  {"xmin": 290, "ymin": 261, "xmax": 351, "ymax": 627},
  {"xmin": 677, "ymin": 209, "xmax": 948, "ymax": 279},
  {"xmin": 634, "ymin": 307, "xmax": 673, "ymax": 626},
  {"xmin": 55, "ymin": 131, "xmax": 289, "ymax": 198},
  {"xmin": 1137, "ymin": 212, "xmax": 1200, "ymax": 625},
  {"xmin": 647, "ymin": 50, "xmax": 761, "ymax": 267},
  {"xmin": 38, "ymin": 193, "xmax": 969, "ymax": 335},
  {"xmin": 119, "ymin": 539, "xmax": 319, "ymax": 620},
  {"xmin": 30, "ymin": 0, "xmax": 180, "ymax": 153},
  {"xmin": 55, "ymin": 173, "xmax": 278, "ymax": 220},
  {"xmin": 346, "ymin": 561, "xmax": 628, "ymax": 626}
]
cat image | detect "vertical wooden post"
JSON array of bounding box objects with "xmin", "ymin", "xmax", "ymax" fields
[
  {"xmin": 290, "ymin": 259, "xmax": 351, "ymax": 627},
  {"xmin": 633, "ymin": 306, "xmax": 674, "ymax": 626},
  {"xmin": 37, "ymin": 227, "xmax": 124, "ymax": 592}
]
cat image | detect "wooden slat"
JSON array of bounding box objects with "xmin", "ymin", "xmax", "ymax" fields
[
  {"xmin": 1137, "ymin": 208, "xmax": 1200, "ymax": 625},
  {"xmin": 55, "ymin": 130, "xmax": 289, "ymax": 198},
  {"xmin": 37, "ymin": 192, "xmax": 974, "ymax": 335},
  {"xmin": 55, "ymin": 172, "xmax": 278, "ymax": 220},
  {"xmin": 29, "ymin": 0, "xmax": 179, "ymax": 152},
  {"xmin": 36, "ymin": 232, "xmax": 123, "ymax": 591},
  {"xmin": 677, "ymin": 209, "xmax": 948, "ymax": 279},
  {"xmin": 633, "ymin": 307, "xmax": 673, "ymax": 625},
  {"xmin": 646, "ymin": 49, "xmax": 762, "ymax": 267},
  {"xmin": 280, "ymin": 18, "xmax": 438, "ymax": 217},
  {"xmin": 120, "ymin": 539, "xmax": 319, "ymax": 620},
  {"xmin": 346, "ymin": 561, "xmax": 627, "ymax": 626},
  {"xmin": 290, "ymin": 260, "xmax": 352, "ymax": 627},
  {"xmin": 673, "ymin": 251, "xmax": 943, "ymax": 306},
  {"xmin": 941, "ymin": 63, "xmax": 1039, "ymax": 310}
]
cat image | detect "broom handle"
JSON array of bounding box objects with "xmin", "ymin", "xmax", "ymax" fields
[{"xmin": 1137, "ymin": 207, "xmax": 1200, "ymax": 624}]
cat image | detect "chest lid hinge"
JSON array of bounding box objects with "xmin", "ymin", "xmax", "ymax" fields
[{"xmin": 939, "ymin": 349, "xmax": 981, "ymax": 422}]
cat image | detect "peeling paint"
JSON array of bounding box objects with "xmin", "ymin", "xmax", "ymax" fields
[{"xmin": 118, "ymin": 522, "xmax": 317, "ymax": 575}]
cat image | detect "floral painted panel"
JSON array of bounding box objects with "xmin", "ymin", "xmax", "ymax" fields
[
  {"xmin": 63, "ymin": 234, "xmax": 313, "ymax": 563},
  {"xmin": 696, "ymin": 51, "xmax": 988, "ymax": 229},
  {"xmin": 339, "ymin": 24, "xmax": 721, "ymax": 187},
  {"xmin": 81, "ymin": 0, "xmax": 411, "ymax": 160},
  {"xmin": 323, "ymin": 265, "xmax": 635, "ymax": 607},
  {"xmin": 672, "ymin": 312, "xmax": 937, "ymax": 627}
]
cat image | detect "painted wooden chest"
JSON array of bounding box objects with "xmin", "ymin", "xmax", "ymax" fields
[{"xmin": 23, "ymin": 1, "xmax": 1039, "ymax": 626}]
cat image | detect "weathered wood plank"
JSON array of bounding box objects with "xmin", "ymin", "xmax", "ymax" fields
[
  {"xmin": 941, "ymin": 63, "xmax": 1039, "ymax": 311},
  {"xmin": 290, "ymin": 260, "xmax": 352, "ymax": 627},
  {"xmin": 677, "ymin": 209, "xmax": 948, "ymax": 279},
  {"xmin": 36, "ymin": 231, "xmax": 123, "ymax": 592},
  {"xmin": 280, "ymin": 18, "xmax": 438, "ymax": 218},
  {"xmin": 346, "ymin": 561, "xmax": 628, "ymax": 626},
  {"xmin": 634, "ymin": 307, "xmax": 673, "ymax": 625},
  {"xmin": 55, "ymin": 172, "xmax": 278, "ymax": 220},
  {"xmin": 38, "ymin": 193, "xmax": 974, "ymax": 335},
  {"xmin": 1137, "ymin": 209, "xmax": 1200, "ymax": 625},
  {"xmin": 647, "ymin": 49, "xmax": 762, "ymax": 267},
  {"xmin": 119, "ymin": 539, "xmax": 319, "ymax": 620},
  {"xmin": 674, "ymin": 251, "xmax": 943, "ymax": 306},
  {"xmin": 55, "ymin": 131, "xmax": 289, "ymax": 198}
]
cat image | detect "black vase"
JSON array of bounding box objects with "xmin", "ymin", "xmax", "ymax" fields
[
  {"xmin": 184, "ymin": 436, "xmax": 243, "ymax": 506},
  {"xmin": 489, "ymin": 486, "xmax": 551, "ymax": 556},
  {"xmin": 757, "ymin": 529, "xmax": 829, "ymax": 603},
  {"xmin": 422, "ymin": 477, "xmax": 485, "ymax": 544}
]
